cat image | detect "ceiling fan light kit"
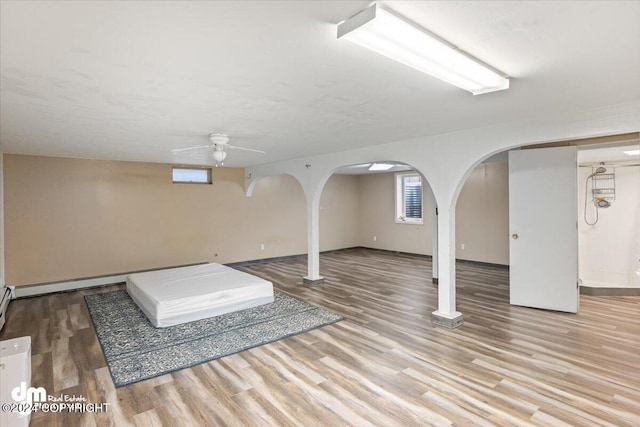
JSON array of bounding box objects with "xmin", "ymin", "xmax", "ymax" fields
[
  {"xmin": 213, "ymin": 147, "xmax": 227, "ymax": 164},
  {"xmin": 337, "ymin": 3, "xmax": 509, "ymax": 95},
  {"xmin": 212, "ymin": 146, "xmax": 227, "ymax": 165},
  {"xmin": 171, "ymin": 133, "xmax": 265, "ymax": 166}
]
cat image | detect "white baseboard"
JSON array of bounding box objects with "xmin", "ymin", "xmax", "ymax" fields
[
  {"xmin": 14, "ymin": 275, "xmax": 128, "ymax": 298},
  {"xmin": 580, "ymin": 279, "xmax": 640, "ymax": 288}
]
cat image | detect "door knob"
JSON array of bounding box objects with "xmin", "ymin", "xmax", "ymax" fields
[{"xmin": 512, "ymin": 233, "xmax": 519, "ymax": 239}]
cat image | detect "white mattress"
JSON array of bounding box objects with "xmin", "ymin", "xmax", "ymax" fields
[{"xmin": 126, "ymin": 263, "xmax": 274, "ymax": 328}]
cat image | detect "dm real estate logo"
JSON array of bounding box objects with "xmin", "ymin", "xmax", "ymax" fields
[
  {"xmin": 9, "ymin": 382, "xmax": 46, "ymax": 415},
  {"xmin": 4, "ymin": 382, "xmax": 111, "ymax": 415}
]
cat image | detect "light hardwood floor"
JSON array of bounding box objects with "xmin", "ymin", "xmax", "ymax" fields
[{"xmin": 1, "ymin": 248, "xmax": 639, "ymax": 426}]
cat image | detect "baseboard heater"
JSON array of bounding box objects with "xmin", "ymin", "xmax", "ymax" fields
[
  {"xmin": 0, "ymin": 287, "xmax": 11, "ymax": 332},
  {"xmin": 12, "ymin": 262, "xmax": 208, "ymax": 298}
]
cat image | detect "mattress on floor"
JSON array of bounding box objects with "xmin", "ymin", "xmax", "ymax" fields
[{"xmin": 126, "ymin": 263, "xmax": 274, "ymax": 328}]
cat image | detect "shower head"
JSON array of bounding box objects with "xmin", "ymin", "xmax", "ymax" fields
[{"xmin": 588, "ymin": 166, "xmax": 607, "ymax": 178}]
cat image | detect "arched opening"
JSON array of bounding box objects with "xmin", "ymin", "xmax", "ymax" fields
[
  {"xmin": 324, "ymin": 161, "xmax": 436, "ymax": 258},
  {"xmin": 446, "ymin": 151, "xmax": 511, "ymax": 316},
  {"xmin": 449, "ymin": 132, "xmax": 640, "ymax": 318},
  {"xmin": 312, "ymin": 160, "xmax": 439, "ymax": 292}
]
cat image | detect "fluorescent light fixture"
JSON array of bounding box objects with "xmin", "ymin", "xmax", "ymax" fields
[
  {"xmin": 369, "ymin": 163, "xmax": 394, "ymax": 171},
  {"xmin": 337, "ymin": 3, "xmax": 509, "ymax": 95},
  {"xmin": 623, "ymin": 149, "xmax": 640, "ymax": 155}
]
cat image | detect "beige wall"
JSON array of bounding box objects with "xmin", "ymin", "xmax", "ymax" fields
[
  {"xmin": 358, "ymin": 172, "xmax": 433, "ymax": 255},
  {"xmin": 4, "ymin": 155, "xmax": 360, "ymax": 286},
  {"xmin": 356, "ymin": 161, "xmax": 509, "ymax": 265},
  {"xmin": 455, "ymin": 161, "xmax": 510, "ymax": 265},
  {"xmin": 3, "ymin": 154, "xmax": 507, "ymax": 286},
  {"xmin": 320, "ymin": 174, "xmax": 361, "ymax": 251}
]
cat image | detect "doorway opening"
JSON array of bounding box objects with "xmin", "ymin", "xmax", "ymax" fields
[{"xmin": 578, "ymin": 140, "xmax": 640, "ymax": 294}]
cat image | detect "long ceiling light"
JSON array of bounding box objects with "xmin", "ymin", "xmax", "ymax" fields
[{"xmin": 337, "ymin": 3, "xmax": 509, "ymax": 95}]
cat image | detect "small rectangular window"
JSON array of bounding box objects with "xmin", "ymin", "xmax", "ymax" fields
[
  {"xmin": 395, "ymin": 172, "xmax": 423, "ymax": 224},
  {"xmin": 172, "ymin": 167, "xmax": 211, "ymax": 184}
]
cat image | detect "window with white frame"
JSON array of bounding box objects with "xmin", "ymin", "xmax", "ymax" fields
[
  {"xmin": 395, "ymin": 172, "xmax": 423, "ymax": 224},
  {"xmin": 172, "ymin": 167, "xmax": 212, "ymax": 184}
]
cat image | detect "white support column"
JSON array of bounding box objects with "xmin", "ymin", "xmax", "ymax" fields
[
  {"xmin": 429, "ymin": 190, "xmax": 438, "ymax": 283},
  {"xmin": 303, "ymin": 195, "xmax": 324, "ymax": 285},
  {"xmin": 431, "ymin": 205, "xmax": 463, "ymax": 328},
  {"xmin": 0, "ymin": 153, "xmax": 4, "ymax": 288},
  {"xmin": 431, "ymin": 207, "xmax": 438, "ymax": 282}
]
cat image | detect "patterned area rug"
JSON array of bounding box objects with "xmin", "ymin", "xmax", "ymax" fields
[{"xmin": 85, "ymin": 290, "xmax": 343, "ymax": 387}]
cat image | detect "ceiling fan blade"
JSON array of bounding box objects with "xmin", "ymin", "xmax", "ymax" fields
[
  {"xmin": 226, "ymin": 145, "xmax": 266, "ymax": 154},
  {"xmin": 171, "ymin": 144, "xmax": 213, "ymax": 153}
]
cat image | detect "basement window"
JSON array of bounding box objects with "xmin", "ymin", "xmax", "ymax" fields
[
  {"xmin": 172, "ymin": 167, "xmax": 212, "ymax": 184},
  {"xmin": 395, "ymin": 172, "xmax": 423, "ymax": 224}
]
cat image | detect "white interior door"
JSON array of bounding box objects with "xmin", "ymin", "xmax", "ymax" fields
[{"xmin": 509, "ymin": 146, "xmax": 579, "ymax": 313}]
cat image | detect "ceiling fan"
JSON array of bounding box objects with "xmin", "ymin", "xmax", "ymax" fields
[{"xmin": 171, "ymin": 133, "xmax": 265, "ymax": 166}]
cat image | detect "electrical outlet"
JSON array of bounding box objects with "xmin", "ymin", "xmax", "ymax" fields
[
  {"xmin": 260, "ymin": 244, "xmax": 265, "ymax": 250},
  {"xmin": 461, "ymin": 243, "xmax": 465, "ymax": 250},
  {"xmin": 373, "ymin": 236, "xmax": 377, "ymax": 242}
]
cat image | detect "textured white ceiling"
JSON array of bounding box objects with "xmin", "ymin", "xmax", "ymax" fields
[
  {"xmin": 1, "ymin": 1, "xmax": 639, "ymax": 167},
  {"xmin": 578, "ymin": 142, "xmax": 640, "ymax": 165}
]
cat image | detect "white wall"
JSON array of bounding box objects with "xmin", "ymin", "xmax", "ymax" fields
[{"xmin": 578, "ymin": 165, "xmax": 640, "ymax": 287}]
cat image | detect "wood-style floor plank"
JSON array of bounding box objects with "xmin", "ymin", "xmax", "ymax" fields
[{"xmin": 1, "ymin": 248, "xmax": 639, "ymax": 426}]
